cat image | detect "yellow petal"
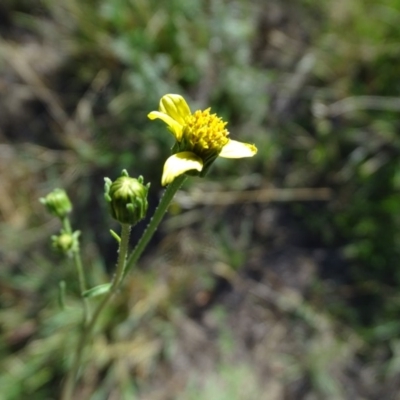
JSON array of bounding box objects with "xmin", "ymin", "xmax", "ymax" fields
[
  {"xmin": 162, "ymin": 152, "xmax": 203, "ymax": 186},
  {"xmin": 148, "ymin": 111, "xmax": 183, "ymax": 140},
  {"xmin": 219, "ymin": 139, "xmax": 258, "ymax": 158},
  {"xmin": 159, "ymin": 94, "xmax": 191, "ymax": 126}
]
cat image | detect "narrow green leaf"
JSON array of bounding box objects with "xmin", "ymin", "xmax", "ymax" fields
[
  {"xmin": 82, "ymin": 283, "xmax": 112, "ymax": 298},
  {"xmin": 110, "ymin": 229, "xmax": 121, "ymax": 243}
]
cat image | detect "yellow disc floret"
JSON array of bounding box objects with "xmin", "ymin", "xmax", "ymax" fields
[{"xmin": 182, "ymin": 108, "xmax": 229, "ymax": 161}]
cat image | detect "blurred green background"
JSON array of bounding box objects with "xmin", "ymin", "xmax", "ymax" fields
[{"xmin": 2, "ymin": 0, "xmax": 400, "ymax": 398}]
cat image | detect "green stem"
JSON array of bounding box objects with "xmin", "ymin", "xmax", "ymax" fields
[
  {"xmin": 112, "ymin": 223, "xmax": 132, "ymax": 290},
  {"xmin": 73, "ymin": 250, "xmax": 90, "ymax": 324},
  {"xmin": 62, "ymin": 217, "xmax": 72, "ymax": 234},
  {"xmin": 61, "ymin": 224, "xmax": 131, "ymax": 400},
  {"xmin": 61, "ymin": 175, "xmax": 185, "ymax": 399},
  {"xmin": 123, "ymin": 174, "xmax": 187, "ymax": 278},
  {"xmin": 62, "ymin": 216, "xmax": 90, "ymax": 324}
]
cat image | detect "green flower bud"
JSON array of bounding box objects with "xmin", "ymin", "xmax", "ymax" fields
[
  {"xmin": 51, "ymin": 230, "xmax": 80, "ymax": 255},
  {"xmin": 40, "ymin": 188, "xmax": 72, "ymax": 219},
  {"xmin": 104, "ymin": 170, "xmax": 150, "ymax": 225}
]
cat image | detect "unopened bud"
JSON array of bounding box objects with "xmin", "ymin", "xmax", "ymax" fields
[
  {"xmin": 104, "ymin": 170, "xmax": 149, "ymax": 225},
  {"xmin": 40, "ymin": 188, "xmax": 72, "ymax": 219},
  {"xmin": 51, "ymin": 230, "xmax": 80, "ymax": 255}
]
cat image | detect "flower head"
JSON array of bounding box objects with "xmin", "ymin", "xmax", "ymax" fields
[{"xmin": 148, "ymin": 94, "xmax": 257, "ymax": 186}]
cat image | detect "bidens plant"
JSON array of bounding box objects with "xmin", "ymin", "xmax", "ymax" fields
[
  {"xmin": 42, "ymin": 94, "xmax": 257, "ymax": 400},
  {"xmin": 148, "ymin": 94, "xmax": 257, "ymax": 185}
]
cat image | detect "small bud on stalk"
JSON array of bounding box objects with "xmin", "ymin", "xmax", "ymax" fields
[
  {"xmin": 40, "ymin": 188, "xmax": 72, "ymax": 219},
  {"xmin": 51, "ymin": 230, "xmax": 81, "ymax": 255},
  {"xmin": 104, "ymin": 170, "xmax": 150, "ymax": 225}
]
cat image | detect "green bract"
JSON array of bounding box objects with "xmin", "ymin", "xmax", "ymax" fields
[{"xmin": 104, "ymin": 170, "xmax": 149, "ymax": 225}]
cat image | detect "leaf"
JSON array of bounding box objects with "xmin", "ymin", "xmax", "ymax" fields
[
  {"xmin": 110, "ymin": 229, "xmax": 121, "ymax": 243},
  {"xmin": 82, "ymin": 283, "xmax": 111, "ymax": 298}
]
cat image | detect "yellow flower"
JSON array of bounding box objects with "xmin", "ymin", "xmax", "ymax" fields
[{"xmin": 148, "ymin": 94, "xmax": 257, "ymax": 186}]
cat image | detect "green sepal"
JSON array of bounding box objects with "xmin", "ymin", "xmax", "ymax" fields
[{"xmin": 82, "ymin": 283, "xmax": 112, "ymax": 298}]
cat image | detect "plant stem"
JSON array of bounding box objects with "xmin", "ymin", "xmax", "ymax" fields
[
  {"xmin": 73, "ymin": 250, "xmax": 90, "ymax": 324},
  {"xmin": 123, "ymin": 174, "xmax": 187, "ymax": 278},
  {"xmin": 62, "ymin": 217, "xmax": 72, "ymax": 234},
  {"xmin": 62, "ymin": 216, "xmax": 90, "ymax": 323},
  {"xmin": 61, "ymin": 223, "xmax": 131, "ymax": 400},
  {"xmin": 61, "ymin": 175, "xmax": 186, "ymax": 399}
]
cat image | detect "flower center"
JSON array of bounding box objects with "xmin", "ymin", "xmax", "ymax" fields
[{"xmin": 182, "ymin": 108, "xmax": 229, "ymax": 158}]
